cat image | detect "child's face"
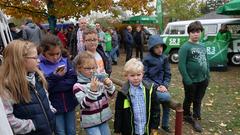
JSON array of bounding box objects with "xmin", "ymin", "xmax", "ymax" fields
[
  {"xmin": 126, "ymin": 71, "xmax": 143, "ymax": 87},
  {"xmin": 77, "ymin": 59, "xmax": 97, "ymax": 78},
  {"xmin": 24, "ymin": 48, "xmax": 39, "ymax": 72},
  {"xmin": 84, "ymin": 34, "xmax": 98, "ymax": 52},
  {"xmin": 43, "ymin": 46, "xmax": 61, "ymax": 63},
  {"xmin": 189, "ymin": 30, "xmax": 201, "ymax": 43},
  {"xmin": 153, "ymin": 44, "xmax": 163, "ymax": 55}
]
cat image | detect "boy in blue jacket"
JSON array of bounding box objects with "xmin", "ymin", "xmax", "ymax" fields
[{"xmin": 143, "ymin": 35, "xmax": 172, "ymax": 133}]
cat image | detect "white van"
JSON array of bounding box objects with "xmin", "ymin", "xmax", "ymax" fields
[
  {"xmin": 0, "ymin": 10, "xmax": 12, "ymax": 64},
  {"xmin": 161, "ymin": 18, "xmax": 240, "ymax": 67}
]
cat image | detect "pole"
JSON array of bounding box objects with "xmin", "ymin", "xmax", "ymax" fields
[{"xmin": 156, "ymin": 0, "xmax": 164, "ymax": 33}]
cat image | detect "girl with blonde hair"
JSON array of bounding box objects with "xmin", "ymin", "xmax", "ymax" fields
[{"xmin": 0, "ymin": 40, "xmax": 55, "ymax": 135}]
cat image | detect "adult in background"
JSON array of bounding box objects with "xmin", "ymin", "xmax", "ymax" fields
[
  {"xmin": 8, "ymin": 22, "xmax": 22, "ymax": 40},
  {"xmin": 69, "ymin": 18, "xmax": 88, "ymax": 58},
  {"xmin": 22, "ymin": 19, "xmax": 42, "ymax": 46},
  {"xmin": 133, "ymin": 25, "xmax": 145, "ymax": 60},
  {"xmin": 96, "ymin": 22, "xmax": 105, "ymax": 49},
  {"xmin": 124, "ymin": 25, "xmax": 134, "ymax": 62},
  {"xmin": 110, "ymin": 28, "xmax": 119, "ymax": 65},
  {"xmin": 215, "ymin": 24, "xmax": 232, "ymax": 44}
]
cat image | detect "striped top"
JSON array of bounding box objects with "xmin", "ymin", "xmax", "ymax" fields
[{"xmin": 73, "ymin": 74, "xmax": 115, "ymax": 128}]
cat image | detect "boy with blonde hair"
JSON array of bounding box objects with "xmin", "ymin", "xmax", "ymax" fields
[{"xmin": 114, "ymin": 58, "xmax": 160, "ymax": 135}]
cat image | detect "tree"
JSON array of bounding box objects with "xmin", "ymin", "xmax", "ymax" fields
[
  {"xmin": 0, "ymin": 0, "xmax": 155, "ymax": 22},
  {"xmin": 163, "ymin": 0, "xmax": 202, "ymax": 21},
  {"xmin": 206, "ymin": 0, "xmax": 230, "ymax": 11}
]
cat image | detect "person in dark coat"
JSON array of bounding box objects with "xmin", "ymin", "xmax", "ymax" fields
[
  {"xmin": 124, "ymin": 25, "xmax": 134, "ymax": 62},
  {"xmin": 133, "ymin": 25, "xmax": 145, "ymax": 60}
]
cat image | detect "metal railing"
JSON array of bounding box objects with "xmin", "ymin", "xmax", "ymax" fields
[{"xmin": 111, "ymin": 77, "xmax": 183, "ymax": 135}]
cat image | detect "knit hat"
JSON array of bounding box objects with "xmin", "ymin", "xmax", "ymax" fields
[
  {"xmin": 148, "ymin": 35, "xmax": 166, "ymax": 51},
  {"xmin": 8, "ymin": 22, "xmax": 17, "ymax": 28}
]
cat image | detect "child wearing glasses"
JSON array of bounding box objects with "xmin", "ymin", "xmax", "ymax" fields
[
  {"xmin": 73, "ymin": 51, "xmax": 115, "ymax": 135},
  {"xmin": 38, "ymin": 34, "xmax": 78, "ymax": 135},
  {"xmin": 0, "ymin": 40, "xmax": 55, "ymax": 134},
  {"xmin": 73, "ymin": 28, "xmax": 112, "ymax": 76}
]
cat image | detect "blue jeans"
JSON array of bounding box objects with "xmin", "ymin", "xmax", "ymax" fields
[
  {"xmin": 110, "ymin": 45, "xmax": 119, "ymax": 62},
  {"xmin": 85, "ymin": 122, "xmax": 111, "ymax": 135},
  {"xmin": 55, "ymin": 111, "xmax": 76, "ymax": 135},
  {"xmin": 156, "ymin": 91, "xmax": 171, "ymax": 127}
]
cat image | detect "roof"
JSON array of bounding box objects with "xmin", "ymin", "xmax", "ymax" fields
[
  {"xmin": 197, "ymin": 11, "xmax": 232, "ymax": 20},
  {"xmin": 167, "ymin": 18, "xmax": 240, "ymax": 26}
]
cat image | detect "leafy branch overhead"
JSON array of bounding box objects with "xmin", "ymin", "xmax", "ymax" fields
[{"xmin": 0, "ymin": 0, "xmax": 154, "ymax": 21}]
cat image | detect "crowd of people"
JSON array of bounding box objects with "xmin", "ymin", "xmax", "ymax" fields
[{"xmin": 0, "ymin": 18, "xmax": 210, "ymax": 135}]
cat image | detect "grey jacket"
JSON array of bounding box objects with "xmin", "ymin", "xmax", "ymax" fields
[{"xmin": 22, "ymin": 23, "xmax": 42, "ymax": 45}]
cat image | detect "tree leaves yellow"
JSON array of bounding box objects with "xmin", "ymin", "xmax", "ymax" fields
[{"xmin": 0, "ymin": 0, "xmax": 153, "ymax": 22}]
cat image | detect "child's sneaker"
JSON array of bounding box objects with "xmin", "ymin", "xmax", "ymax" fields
[{"xmin": 162, "ymin": 126, "xmax": 172, "ymax": 133}]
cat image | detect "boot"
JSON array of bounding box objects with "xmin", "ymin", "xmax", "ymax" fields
[
  {"xmin": 184, "ymin": 115, "xmax": 194, "ymax": 124},
  {"xmin": 192, "ymin": 118, "xmax": 203, "ymax": 132}
]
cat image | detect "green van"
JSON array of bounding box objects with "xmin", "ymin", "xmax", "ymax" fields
[{"xmin": 161, "ymin": 18, "xmax": 240, "ymax": 68}]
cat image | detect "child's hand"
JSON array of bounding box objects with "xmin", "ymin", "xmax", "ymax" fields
[
  {"xmin": 157, "ymin": 85, "xmax": 168, "ymax": 92},
  {"xmin": 90, "ymin": 77, "xmax": 99, "ymax": 92},
  {"xmin": 103, "ymin": 78, "xmax": 112, "ymax": 87}
]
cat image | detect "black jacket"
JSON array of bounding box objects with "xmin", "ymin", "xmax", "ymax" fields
[
  {"xmin": 114, "ymin": 81, "xmax": 160, "ymax": 135},
  {"xmin": 13, "ymin": 75, "xmax": 55, "ymax": 135}
]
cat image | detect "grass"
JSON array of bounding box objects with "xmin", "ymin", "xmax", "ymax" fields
[{"xmin": 76, "ymin": 52, "xmax": 240, "ymax": 135}]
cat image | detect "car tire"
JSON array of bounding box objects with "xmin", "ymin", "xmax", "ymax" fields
[
  {"xmin": 229, "ymin": 53, "xmax": 240, "ymax": 66},
  {"xmin": 169, "ymin": 50, "xmax": 179, "ymax": 64}
]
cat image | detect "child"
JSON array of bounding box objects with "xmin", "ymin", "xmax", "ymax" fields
[
  {"xmin": 143, "ymin": 35, "xmax": 172, "ymax": 133},
  {"xmin": 73, "ymin": 52, "xmax": 115, "ymax": 135},
  {"xmin": 38, "ymin": 34, "xmax": 78, "ymax": 135},
  {"xmin": 0, "ymin": 40, "xmax": 55, "ymax": 134},
  {"xmin": 178, "ymin": 21, "xmax": 210, "ymax": 133},
  {"xmin": 73, "ymin": 28, "xmax": 112, "ymax": 75},
  {"xmin": 114, "ymin": 58, "xmax": 160, "ymax": 135}
]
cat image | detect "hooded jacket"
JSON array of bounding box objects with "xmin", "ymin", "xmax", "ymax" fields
[
  {"xmin": 143, "ymin": 35, "xmax": 171, "ymax": 88},
  {"xmin": 38, "ymin": 55, "xmax": 78, "ymax": 114}
]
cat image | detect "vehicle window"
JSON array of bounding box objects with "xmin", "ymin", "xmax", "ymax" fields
[
  {"xmin": 203, "ymin": 24, "xmax": 217, "ymax": 34},
  {"xmin": 165, "ymin": 27, "xmax": 170, "ymax": 34},
  {"xmin": 169, "ymin": 25, "xmax": 185, "ymax": 35}
]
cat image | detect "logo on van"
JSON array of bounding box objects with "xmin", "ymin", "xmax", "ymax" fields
[{"xmin": 169, "ymin": 38, "xmax": 181, "ymax": 46}]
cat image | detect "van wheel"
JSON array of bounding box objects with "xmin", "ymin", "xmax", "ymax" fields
[
  {"xmin": 230, "ymin": 53, "xmax": 240, "ymax": 66},
  {"xmin": 169, "ymin": 50, "xmax": 179, "ymax": 63}
]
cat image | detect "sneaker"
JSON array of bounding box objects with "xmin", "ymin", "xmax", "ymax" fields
[
  {"xmin": 192, "ymin": 119, "xmax": 203, "ymax": 132},
  {"xmin": 162, "ymin": 126, "xmax": 172, "ymax": 133}
]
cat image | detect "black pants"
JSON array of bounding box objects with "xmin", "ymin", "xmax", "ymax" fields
[
  {"xmin": 125, "ymin": 44, "xmax": 133, "ymax": 62},
  {"xmin": 135, "ymin": 44, "xmax": 143, "ymax": 60},
  {"xmin": 183, "ymin": 79, "xmax": 208, "ymax": 119}
]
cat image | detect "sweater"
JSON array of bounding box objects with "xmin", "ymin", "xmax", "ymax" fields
[
  {"xmin": 73, "ymin": 73, "xmax": 115, "ymax": 128},
  {"xmin": 178, "ymin": 41, "xmax": 210, "ymax": 85}
]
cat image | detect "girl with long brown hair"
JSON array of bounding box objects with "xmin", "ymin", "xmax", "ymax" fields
[{"xmin": 0, "ymin": 40, "xmax": 55, "ymax": 135}]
